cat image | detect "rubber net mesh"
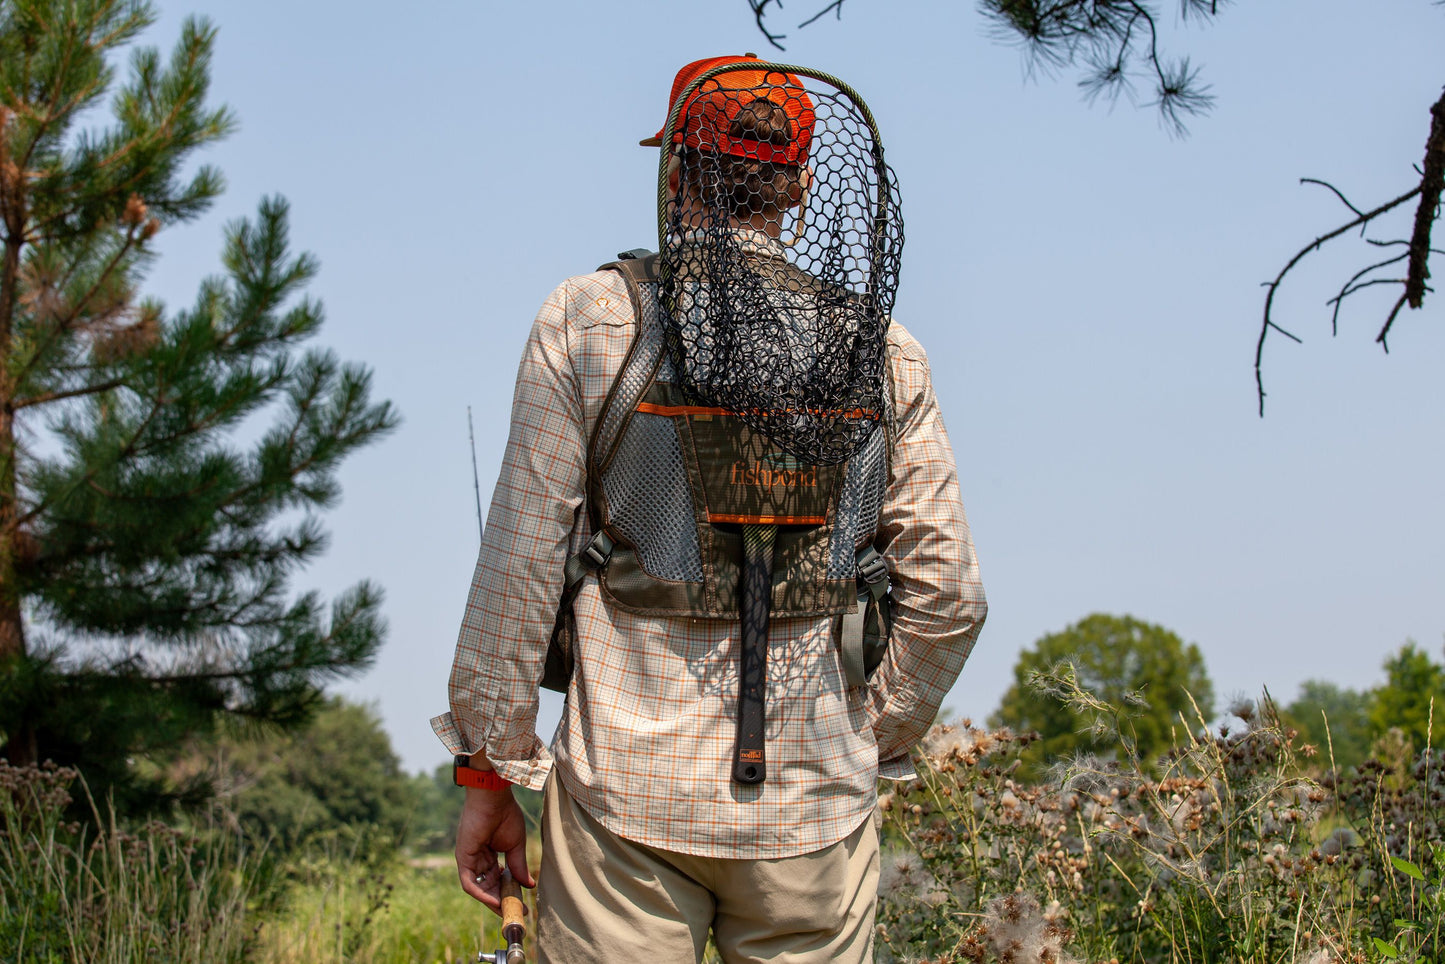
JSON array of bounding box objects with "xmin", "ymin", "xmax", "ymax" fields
[{"xmin": 659, "ymin": 67, "xmax": 904, "ymax": 466}]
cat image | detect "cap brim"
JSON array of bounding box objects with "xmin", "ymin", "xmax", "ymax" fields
[{"xmin": 639, "ymin": 135, "xmax": 662, "ymax": 147}]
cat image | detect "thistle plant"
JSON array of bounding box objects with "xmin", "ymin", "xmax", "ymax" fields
[{"xmin": 877, "ymin": 667, "xmax": 1445, "ymax": 964}]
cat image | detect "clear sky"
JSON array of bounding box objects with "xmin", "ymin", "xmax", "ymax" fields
[{"xmin": 134, "ymin": 0, "xmax": 1444, "ymax": 773}]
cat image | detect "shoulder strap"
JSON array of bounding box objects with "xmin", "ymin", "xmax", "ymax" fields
[
  {"xmin": 838, "ymin": 544, "xmax": 893, "ymax": 688},
  {"xmin": 598, "ymin": 249, "xmax": 659, "ymax": 286},
  {"xmin": 542, "ymin": 251, "xmax": 658, "ymax": 694},
  {"xmin": 588, "ymin": 251, "xmax": 666, "ymax": 479}
]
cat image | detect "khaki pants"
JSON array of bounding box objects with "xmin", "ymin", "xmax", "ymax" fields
[{"xmin": 536, "ymin": 775, "xmax": 879, "ymax": 963}]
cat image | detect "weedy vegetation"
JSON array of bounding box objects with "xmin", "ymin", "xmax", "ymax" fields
[
  {"xmin": 1, "ymin": 761, "xmax": 252, "ymax": 963},
  {"xmin": 6, "ymin": 670, "xmax": 1441, "ymax": 963},
  {"xmin": 0, "ymin": 760, "xmax": 520, "ymax": 964},
  {"xmin": 876, "ymin": 666, "xmax": 1444, "ymax": 964}
]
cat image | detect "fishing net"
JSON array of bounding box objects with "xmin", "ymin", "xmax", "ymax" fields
[{"xmin": 655, "ymin": 61, "xmax": 904, "ymax": 466}]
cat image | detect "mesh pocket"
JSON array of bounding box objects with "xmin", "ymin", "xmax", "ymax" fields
[
  {"xmin": 602, "ymin": 410, "xmax": 704, "ymax": 582},
  {"xmin": 593, "ymin": 283, "xmax": 665, "ymax": 472},
  {"xmin": 828, "ymin": 422, "xmax": 889, "ymax": 577}
]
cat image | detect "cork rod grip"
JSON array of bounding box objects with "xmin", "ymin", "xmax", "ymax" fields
[{"xmin": 500, "ymin": 867, "xmax": 525, "ymax": 936}]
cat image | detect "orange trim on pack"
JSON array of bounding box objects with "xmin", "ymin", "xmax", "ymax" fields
[
  {"xmin": 707, "ymin": 512, "xmax": 827, "ymax": 526},
  {"xmin": 636, "ymin": 401, "xmax": 882, "ymax": 421},
  {"xmin": 636, "ymin": 402, "xmax": 732, "ymax": 417}
]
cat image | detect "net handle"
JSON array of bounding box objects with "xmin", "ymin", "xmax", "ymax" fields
[{"xmin": 652, "ymin": 62, "xmax": 894, "ymax": 306}]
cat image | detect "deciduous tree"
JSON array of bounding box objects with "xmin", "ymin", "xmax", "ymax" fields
[
  {"xmin": 989, "ymin": 612, "xmax": 1214, "ymax": 777},
  {"xmin": 1281, "ymin": 679, "xmax": 1372, "ymax": 773},
  {"xmin": 175, "ymin": 698, "xmax": 414, "ymax": 853},
  {"xmin": 1368, "ymin": 642, "xmax": 1445, "ymax": 755}
]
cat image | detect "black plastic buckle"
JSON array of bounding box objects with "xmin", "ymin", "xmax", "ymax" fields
[{"xmin": 858, "ymin": 552, "xmax": 889, "ymax": 587}]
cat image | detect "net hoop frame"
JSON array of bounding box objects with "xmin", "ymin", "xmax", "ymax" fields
[{"xmin": 652, "ymin": 61, "xmax": 897, "ymax": 326}]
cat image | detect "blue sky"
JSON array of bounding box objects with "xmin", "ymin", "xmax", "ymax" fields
[{"xmin": 136, "ymin": 0, "xmax": 1444, "ymax": 772}]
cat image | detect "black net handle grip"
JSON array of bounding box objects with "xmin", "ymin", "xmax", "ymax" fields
[{"xmin": 732, "ymin": 523, "xmax": 776, "ymax": 785}]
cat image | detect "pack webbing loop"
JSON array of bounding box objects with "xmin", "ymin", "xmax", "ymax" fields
[
  {"xmin": 839, "ymin": 545, "xmax": 892, "ymax": 688},
  {"xmin": 541, "ymin": 530, "xmax": 615, "ymax": 693}
]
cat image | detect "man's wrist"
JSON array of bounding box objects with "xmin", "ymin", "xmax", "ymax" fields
[
  {"xmin": 455, "ymin": 753, "xmax": 511, "ymax": 791},
  {"xmin": 466, "ymin": 751, "xmax": 494, "ymax": 772}
]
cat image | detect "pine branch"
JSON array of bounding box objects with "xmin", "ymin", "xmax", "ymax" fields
[
  {"xmin": 15, "ymin": 1, "xmax": 153, "ymax": 176},
  {"xmin": 0, "ymin": 0, "xmax": 394, "ymax": 805},
  {"xmin": 9, "ymin": 219, "xmax": 149, "ymax": 400},
  {"xmin": 12, "ymin": 377, "xmax": 126, "ymax": 410},
  {"xmin": 23, "ymin": 198, "xmax": 396, "ymax": 643},
  {"xmin": 24, "ymin": 15, "xmax": 234, "ymax": 243},
  {"xmin": 980, "ymin": 0, "xmax": 1224, "ymax": 133}
]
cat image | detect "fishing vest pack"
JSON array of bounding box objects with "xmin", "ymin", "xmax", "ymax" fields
[
  {"xmin": 547, "ymin": 58, "xmax": 904, "ymax": 786},
  {"xmin": 541, "ymin": 251, "xmax": 896, "ymax": 745}
]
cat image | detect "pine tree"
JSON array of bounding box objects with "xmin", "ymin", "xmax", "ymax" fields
[{"xmin": 0, "ymin": 0, "xmax": 397, "ymax": 813}]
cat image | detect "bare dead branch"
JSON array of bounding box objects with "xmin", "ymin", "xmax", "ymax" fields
[
  {"xmin": 1300, "ymin": 178, "xmax": 1364, "ymax": 220},
  {"xmin": 1405, "ymin": 88, "xmax": 1445, "ymax": 309},
  {"xmin": 1254, "ymin": 184, "xmax": 1421, "ymax": 415},
  {"xmin": 1330, "ymin": 277, "xmax": 1409, "ymax": 301},
  {"xmin": 1376, "ymin": 292, "xmax": 1412, "ymax": 352},
  {"xmin": 747, "ymin": 0, "xmax": 789, "ymax": 49},
  {"xmin": 797, "ymin": 0, "xmax": 847, "ymax": 28},
  {"xmin": 1256, "ymin": 88, "xmax": 1444, "ymax": 415},
  {"xmin": 748, "ymin": 0, "xmax": 850, "ymax": 49},
  {"xmin": 1326, "ymin": 254, "xmax": 1408, "ymax": 335}
]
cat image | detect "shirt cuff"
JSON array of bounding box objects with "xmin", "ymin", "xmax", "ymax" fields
[{"xmin": 430, "ymin": 711, "xmax": 555, "ymax": 791}]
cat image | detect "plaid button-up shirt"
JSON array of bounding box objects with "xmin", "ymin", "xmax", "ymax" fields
[{"xmin": 432, "ymin": 266, "xmax": 986, "ymax": 859}]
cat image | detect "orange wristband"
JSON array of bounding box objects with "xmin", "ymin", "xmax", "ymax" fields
[{"xmin": 453, "ymin": 754, "xmax": 511, "ymax": 791}]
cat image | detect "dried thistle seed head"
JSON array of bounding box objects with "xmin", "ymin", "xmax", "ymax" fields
[{"xmin": 1227, "ymin": 697, "xmax": 1255, "ymax": 721}]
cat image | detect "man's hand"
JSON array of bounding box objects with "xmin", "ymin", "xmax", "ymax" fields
[{"xmin": 456, "ymin": 784, "xmax": 534, "ymax": 913}]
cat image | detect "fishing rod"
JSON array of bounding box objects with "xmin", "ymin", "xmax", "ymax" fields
[
  {"xmin": 477, "ymin": 867, "xmax": 526, "ymax": 964},
  {"xmin": 468, "ymin": 406, "xmax": 484, "ymax": 544}
]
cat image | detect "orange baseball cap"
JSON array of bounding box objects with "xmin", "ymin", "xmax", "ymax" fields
[{"xmin": 640, "ymin": 55, "xmax": 815, "ymax": 166}]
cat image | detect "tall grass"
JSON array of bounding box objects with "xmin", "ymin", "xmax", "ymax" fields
[
  {"xmin": 1, "ymin": 761, "xmax": 254, "ymax": 963},
  {"xmin": 875, "ymin": 672, "xmax": 1444, "ymax": 964},
  {"xmin": 245, "ymin": 842, "xmax": 522, "ymax": 964},
  {"xmin": 1, "ymin": 759, "xmax": 528, "ymax": 964},
  {"xmin": 9, "ymin": 676, "xmax": 1441, "ymax": 964}
]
